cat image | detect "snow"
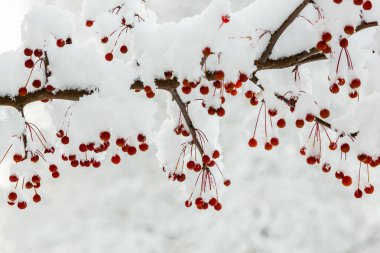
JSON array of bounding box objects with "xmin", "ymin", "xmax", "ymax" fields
[{"xmin": 0, "ymin": 0, "xmax": 380, "ymax": 252}]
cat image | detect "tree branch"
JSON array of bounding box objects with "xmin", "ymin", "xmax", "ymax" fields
[
  {"xmin": 169, "ymin": 89, "xmax": 204, "ymax": 154},
  {"xmin": 259, "ymin": 0, "xmax": 312, "ymax": 63},
  {"xmin": 0, "ymin": 89, "xmax": 94, "ymax": 110}
]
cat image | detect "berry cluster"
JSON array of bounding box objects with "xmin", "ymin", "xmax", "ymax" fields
[
  {"xmin": 85, "ymin": 4, "xmax": 136, "ymax": 62},
  {"xmin": 57, "ymin": 128, "xmax": 149, "ymax": 168},
  {"xmin": 5, "ymin": 122, "xmax": 58, "ymax": 209},
  {"xmin": 333, "ymin": 0, "xmax": 372, "ymax": 10}
]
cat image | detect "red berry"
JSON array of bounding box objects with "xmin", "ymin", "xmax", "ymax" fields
[
  {"xmin": 320, "ymin": 109, "xmax": 330, "ymax": 119},
  {"xmin": 212, "ymin": 150, "xmax": 220, "ymax": 159},
  {"xmin": 209, "ymin": 198, "xmax": 218, "ymax": 206},
  {"xmin": 354, "ymin": 0, "xmax": 364, "ymax": 5},
  {"xmin": 34, "ymin": 49, "xmax": 43, "ymax": 57},
  {"xmin": 322, "ymin": 163, "xmax": 331, "ymax": 173},
  {"xmin": 79, "ymin": 144, "xmax": 87, "ymax": 152},
  {"xmin": 344, "ymin": 25, "xmax": 355, "ymax": 35},
  {"xmin": 342, "ymin": 176, "xmax": 352, "ymax": 186},
  {"xmin": 305, "ymin": 113, "xmax": 315, "ymax": 122},
  {"xmin": 341, "ymin": 143, "xmax": 350, "ymax": 153},
  {"xmin": 8, "ymin": 192, "xmax": 17, "ymax": 201},
  {"xmin": 177, "ymin": 174, "xmax": 186, "ymax": 182},
  {"xmin": 216, "ymin": 107, "xmax": 225, "ymax": 117},
  {"xmin": 120, "ymin": 45, "xmax": 128, "ymax": 54},
  {"xmin": 214, "ymin": 70, "xmax": 225, "ymax": 80},
  {"xmin": 295, "ymin": 119, "xmax": 305, "ymax": 128},
  {"xmin": 127, "ymin": 146, "xmax": 137, "ymax": 156},
  {"xmin": 24, "ymin": 48, "xmax": 33, "ymax": 56},
  {"xmin": 185, "ymin": 200, "xmax": 192, "ymax": 208},
  {"xmin": 349, "ymin": 90, "xmax": 358, "ymax": 99},
  {"xmin": 100, "ymin": 131, "xmax": 111, "ymax": 141},
  {"xmin": 194, "ymin": 164, "xmax": 202, "ymax": 172},
  {"xmin": 195, "ymin": 197, "xmax": 203, "ymax": 206},
  {"xmin": 9, "ymin": 174, "xmax": 18, "ymax": 182},
  {"xmin": 182, "ymin": 86, "xmax": 191, "ymax": 94},
  {"xmin": 32, "ymin": 79, "xmax": 41, "ymax": 88},
  {"xmin": 316, "ymin": 41, "xmax": 328, "ymax": 51},
  {"xmin": 214, "ymin": 202, "xmax": 222, "ymax": 211},
  {"xmin": 329, "ymin": 142, "xmax": 337, "ymax": 151},
  {"xmin": 105, "ymin": 53, "xmax": 113, "ymax": 61},
  {"xmin": 33, "ymin": 194, "xmax": 41, "ymax": 203},
  {"xmin": 221, "ymin": 15, "xmax": 230, "ymax": 23},
  {"xmin": 329, "ymin": 83, "xmax": 340, "ymax": 94},
  {"xmin": 13, "ymin": 154, "xmax": 23, "ymax": 163},
  {"xmin": 17, "ymin": 201, "xmax": 27, "ymax": 210},
  {"xmin": 306, "ymin": 156, "xmax": 317, "ymax": 165},
  {"xmin": 137, "ymin": 134, "xmax": 146, "ymax": 142},
  {"xmin": 61, "ymin": 136, "xmax": 70, "ymax": 144},
  {"xmin": 354, "ymin": 188, "xmax": 363, "ymax": 198},
  {"xmin": 268, "ymin": 109, "xmax": 277, "ymax": 117},
  {"xmin": 32, "ymin": 175, "xmax": 41, "ymax": 183},
  {"xmin": 300, "ymin": 147, "xmax": 306, "ymax": 156},
  {"xmin": 363, "ymin": 1, "xmax": 372, "ymax": 10},
  {"xmin": 49, "ymin": 164, "xmax": 58, "ymax": 172},
  {"xmin": 264, "ymin": 142, "xmax": 273, "ymax": 151},
  {"xmin": 335, "ymin": 171, "xmax": 344, "ymax": 179},
  {"xmin": 18, "ymin": 87, "xmax": 27, "ymax": 96},
  {"xmin": 116, "ymin": 138, "xmax": 126, "ymax": 147},
  {"xmin": 164, "ymin": 71, "xmax": 173, "ymax": 79},
  {"xmin": 187, "ymin": 161, "xmax": 195, "ymax": 170},
  {"xmin": 101, "ymin": 37, "xmax": 108, "ymax": 43},
  {"xmin": 277, "ymin": 118, "xmax": 286, "ymax": 128},
  {"xmin": 322, "ymin": 32, "xmax": 332, "ymax": 42},
  {"xmin": 208, "ymin": 107, "xmax": 216, "ymax": 115},
  {"xmin": 224, "ymin": 179, "xmax": 231, "ymax": 187},
  {"xmin": 139, "ymin": 143, "xmax": 149, "ymax": 152},
  {"xmin": 202, "ymin": 47, "xmax": 211, "ymax": 56},
  {"xmin": 51, "ymin": 170, "xmax": 60, "ymax": 179},
  {"xmin": 86, "ymin": 20, "xmax": 94, "ymax": 27},
  {"xmin": 339, "ymin": 38, "xmax": 349, "ymax": 48},
  {"xmin": 364, "ymin": 184, "xmax": 375, "ymax": 194},
  {"xmin": 56, "ymin": 39, "xmax": 65, "ymax": 48},
  {"xmin": 202, "ymin": 155, "xmax": 211, "ymax": 164},
  {"xmin": 350, "ymin": 78, "xmax": 361, "ymax": 89},
  {"xmin": 46, "ymin": 85, "xmax": 55, "ymax": 92},
  {"xmin": 248, "ymin": 137, "xmax": 257, "ymax": 148},
  {"xmin": 200, "ymin": 86, "xmax": 209, "ymax": 95},
  {"xmin": 24, "ymin": 59, "xmax": 34, "ymax": 68},
  {"xmin": 270, "ymin": 137, "xmax": 279, "ymax": 146},
  {"xmin": 111, "ymin": 154, "xmax": 121, "ymax": 164}
]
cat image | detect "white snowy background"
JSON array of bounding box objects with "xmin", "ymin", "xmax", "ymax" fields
[{"xmin": 0, "ymin": 1, "xmax": 380, "ymax": 253}]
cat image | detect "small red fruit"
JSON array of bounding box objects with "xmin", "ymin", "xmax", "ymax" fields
[
  {"xmin": 100, "ymin": 131, "xmax": 111, "ymax": 141},
  {"xmin": 61, "ymin": 136, "xmax": 70, "ymax": 144},
  {"xmin": 18, "ymin": 87, "xmax": 27, "ymax": 96},
  {"xmin": 277, "ymin": 118, "xmax": 286, "ymax": 128},
  {"xmin": 295, "ymin": 119, "xmax": 305, "ymax": 128},
  {"xmin": 24, "ymin": 48, "xmax": 33, "ymax": 56},
  {"xmin": 364, "ymin": 184, "xmax": 374, "ymax": 194},
  {"xmin": 56, "ymin": 39, "xmax": 65, "ymax": 48},
  {"xmin": 32, "ymin": 80, "xmax": 41, "ymax": 88},
  {"xmin": 33, "ymin": 194, "xmax": 41, "ymax": 203},
  {"xmin": 120, "ymin": 45, "xmax": 128, "ymax": 54},
  {"xmin": 86, "ymin": 20, "xmax": 94, "ymax": 27},
  {"xmin": 105, "ymin": 53, "xmax": 113, "ymax": 61},
  {"xmin": 248, "ymin": 138, "xmax": 257, "ymax": 148},
  {"xmin": 320, "ymin": 109, "xmax": 330, "ymax": 119},
  {"xmin": 354, "ymin": 188, "xmax": 363, "ymax": 198},
  {"xmin": 111, "ymin": 154, "xmax": 121, "ymax": 164},
  {"xmin": 17, "ymin": 201, "xmax": 27, "ymax": 210},
  {"xmin": 342, "ymin": 176, "xmax": 352, "ymax": 186}
]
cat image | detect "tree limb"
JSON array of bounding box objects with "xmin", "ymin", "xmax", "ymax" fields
[{"xmin": 258, "ymin": 0, "xmax": 312, "ymax": 63}]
